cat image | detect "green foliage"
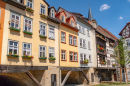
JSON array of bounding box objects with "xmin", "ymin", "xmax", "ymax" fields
[{"xmin": 114, "ymin": 37, "xmax": 130, "ymax": 68}]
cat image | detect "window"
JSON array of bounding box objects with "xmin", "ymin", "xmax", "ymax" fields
[
  {"xmin": 74, "ymin": 53, "xmax": 77, "ymax": 61},
  {"xmin": 69, "ymin": 35, "xmax": 73, "ymax": 45},
  {"xmin": 49, "ymin": 47, "xmax": 55, "ymax": 57},
  {"xmin": 24, "ymin": 17, "xmax": 32, "ymax": 32},
  {"xmin": 51, "ymin": 74, "xmax": 56, "ymax": 86},
  {"xmin": 79, "ymin": 25, "xmax": 85, "ymax": 34},
  {"xmin": 8, "ymin": 40, "xmax": 19, "ymax": 55},
  {"xmin": 49, "ymin": 26, "xmax": 55, "ymax": 39},
  {"xmin": 69, "ymin": 35, "xmax": 77, "ymax": 46},
  {"xmin": 51, "ymin": 9, "xmax": 55, "ymax": 18},
  {"xmin": 70, "ymin": 51, "xmax": 78, "ymax": 61},
  {"xmin": 88, "ymin": 41, "xmax": 91, "ymax": 50},
  {"xmin": 40, "ymin": 22, "xmax": 46, "ymax": 36},
  {"xmin": 23, "ymin": 43, "xmax": 31, "ymax": 56},
  {"xmin": 61, "ymin": 32, "xmax": 66, "ymax": 43},
  {"xmin": 61, "ymin": 50, "xmax": 66, "ymax": 60},
  {"xmin": 87, "ymin": 30, "xmax": 90, "ymax": 37},
  {"xmin": 15, "ymin": 0, "xmax": 24, "ymax": 4},
  {"xmin": 70, "ymin": 52, "xmax": 73, "ymax": 61},
  {"xmin": 126, "ymin": 40, "xmax": 129, "ymax": 46},
  {"xmin": 80, "ymin": 54, "xmax": 87, "ymax": 61},
  {"xmin": 80, "ymin": 38, "xmax": 86, "ymax": 48},
  {"xmin": 71, "ymin": 20, "xmax": 74, "ymax": 27},
  {"xmin": 61, "ymin": 15, "xmax": 65, "ymax": 22},
  {"xmin": 79, "ymin": 25, "xmax": 81, "ymax": 33},
  {"xmin": 40, "ymin": 4, "xmax": 46, "ymax": 14},
  {"xmin": 10, "ymin": 12, "xmax": 20, "ymax": 29},
  {"xmin": 27, "ymin": 0, "xmax": 33, "ymax": 9},
  {"xmin": 39, "ymin": 46, "xmax": 46, "ymax": 57},
  {"xmin": 89, "ymin": 55, "xmax": 91, "ymax": 62},
  {"xmin": 73, "ymin": 37, "xmax": 77, "ymax": 46}
]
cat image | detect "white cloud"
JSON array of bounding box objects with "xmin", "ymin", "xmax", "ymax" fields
[
  {"xmin": 119, "ymin": 16, "xmax": 123, "ymax": 20},
  {"xmin": 100, "ymin": 4, "xmax": 110, "ymax": 11}
]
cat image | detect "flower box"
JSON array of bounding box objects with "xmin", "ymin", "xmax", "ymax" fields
[
  {"xmin": 49, "ymin": 57, "xmax": 56, "ymax": 60},
  {"xmin": 112, "ymin": 64, "xmax": 116, "ymax": 66},
  {"xmin": 100, "ymin": 61, "xmax": 107, "ymax": 65},
  {"xmin": 40, "ymin": 14, "xmax": 47, "ymax": 19},
  {"xmin": 23, "ymin": 30, "xmax": 33, "ymax": 35},
  {"xmin": 26, "ymin": 7, "xmax": 34, "ymax": 13},
  {"xmin": 39, "ymin": 57, "xmax": 47, "ymax": 60},
  {"xmin": 80, "ymin": 60, "xmax": 89, "ymax": 64},
  {"xmin": 22, "ymin": 55, "xmax": 34, "ymax": 59},
  {"xmin": 9, "ymin": 27, "xmax": 20, "ymax": 32},
  {"xmin": 7, "ymin": 54, "xmax": 19, "ymax": 57},
  {"xmin": 39, "ymin": 35, "xmax": 47, "ymax": 38}
]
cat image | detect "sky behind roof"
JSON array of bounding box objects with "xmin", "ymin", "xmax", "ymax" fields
[{"xmin": 46, "ymin": 0, "xmax": 130, "ymax": 38}]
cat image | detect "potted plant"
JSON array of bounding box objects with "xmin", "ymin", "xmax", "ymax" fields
[
  {"xmin": 100, "ymin": 61, "xmax": 106, "ymax": 65},
  {"xmin": 39, "ymin": 56, "xmax": 47, "ymax": 60},
  {"xmin": 26, "ymin": 7, "xmax": 34, "ymax": 13},
  {"xmin": 80, "ymin": 59, "xmax": 89, "ymax": 64},
  {"xmin": 22, "ymin": 55, "xmax": 34, "ymax": 59},
  {"xmin": 23, "ymin": 30, "xmax": 33, "ymax": 35},
  {"xmin": 7, "ymin": 52, "xmax": 19, "ymax": 57},
  {"xmin": 40, "ymin": 13, "xmax": 47, "ymax": 19},
  {"xmin": 49, "ymin": 57, "xmax": 56, "ymax": 60},
  {"xmin": 9, "ymin": 26, "xmax": 20, "ymax": 32}
]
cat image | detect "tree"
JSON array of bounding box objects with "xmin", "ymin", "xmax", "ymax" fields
[
  {"xmin": 114, "ymin": 37, "xmax": 130, "ymax": 83},
  {"xmin": 114, "ymin": 37, "xmax": 130, "ymax": 68}
]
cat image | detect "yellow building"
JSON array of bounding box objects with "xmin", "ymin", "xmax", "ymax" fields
[{"xmin": 0, "ymin": 0, "xmax": 60, "ymax": 86}]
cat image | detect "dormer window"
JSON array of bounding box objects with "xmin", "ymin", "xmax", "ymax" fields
[
  {"xmin": 51, "ymin": 9, "xmax": 55, "ymax": 18},
  {"xmin": 40, "ymin": 4, "xmax": 46, "ymax": 15},
  {"xmin": 27, "ymin": 0, "xmax": 33, "ymax": 9},
  {"xmin": 71, "ymin": 20, "xmax": 74, "ymax": 27},
  {"xmin": 15, "ymin": 0, "xmax": 24, "ymax": 4},
  {"xmin": 61, "ymin": 15, "xmax": 65, "ymax": 22}
]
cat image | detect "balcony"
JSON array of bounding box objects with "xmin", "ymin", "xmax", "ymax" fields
[
  {"xmin": 2, "ymin": 0, "xmax": 26, "ymax": 10},
  {"xmin": 97, "ymin": 48, "xmax": 107, "ymax": 56}
]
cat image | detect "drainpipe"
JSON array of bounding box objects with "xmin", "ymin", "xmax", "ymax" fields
[{"xmin": 58, "ymin": 22, "xmax": 61, "ymax": 86}]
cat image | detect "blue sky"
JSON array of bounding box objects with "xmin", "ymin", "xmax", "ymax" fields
[{"xmin": 46, "ymin": 0, "xmax": 130, "ymax": 38}]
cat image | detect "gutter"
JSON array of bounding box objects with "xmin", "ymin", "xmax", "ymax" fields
[{"xmin": 58, "ymin": 22, "xmax": 61, "ymax": 86}]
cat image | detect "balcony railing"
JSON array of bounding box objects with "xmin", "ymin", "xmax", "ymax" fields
[
  {"xmin": 97, "ymin": 49, "xmax": 107, "ymax": 55},
  {"xmin": 2, "ymin": 0, "xmax": 26, "ymax": 10}
]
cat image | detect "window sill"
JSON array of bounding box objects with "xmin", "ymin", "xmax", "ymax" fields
[
  {"xmin": 69, "ymin": 44, "xmax": 77, "ymax": 47},
  {"xmin": 48, "ymin": 37, "xmax": 55, "ymax": 40},
  {"xmin": 7, "ymin": 54, "xmax": 19, "ymax": 57},
  {"xmin": 23, "ymin": 31, "xmax": 33, "ymax": 35},
  {"xmin": 9, "ymin": 27, "xmax": 20, "ymax": 32},
  {"xmin": 39, "ymin": 35, "xmax": 47, "ymax": 38},
  {"xmin": 70, "ymin": 61, "xmax": 78, "ymax": 62},
  {"xmin": 39, "ymin": 57, "xmax": 47, "ymax": 60},
  {"xmin": 40, "ymin": 14, "xmax": 47, "ymax": 19},
  {"xmin": 61, "ymin": 60, "xmax": 67, "ymax": 61},
  {"xmin": 61, "ymin": 42, "xmax": 66, "ymax": 44},
  {"xmin": 26, "ymin": 7, "xmax": 34, "ymax": 13},
  {"xmin": 80, "ymin": 47, "xmax": 87, "ymax": 49}
]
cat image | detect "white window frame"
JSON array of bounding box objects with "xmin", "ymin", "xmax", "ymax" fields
[
  {"xmin": 27, "ymin": 0, "xmax": 33, "ymax": 9},
  {"xmin": 39, "ymin": 22, "xmax": 46, "ymax": 36},
  {"xmin": 61, "ymin": 50, "xmax": 66, "ymax": 60},
  {"xmin": 73, "ymin": 37, "xmax": 77, "ymax": 46},
  {"xmin": 22, "ymin": 43, "xmax": 31, "ymax": 56},
  {"xmin": 74, "ymin": 52, "xmax": 77, "ymax": 61},
  {"xmin": 80, "ymin": 53, "xmax": 87, "ymax": 61},
  {"xmin": 39, "ymin": 45, "xmax": 46, "ymax": 57},
  {"xmin": 69, "ymin": 35, "xmax": 73, "ymax": 45},
  {"xmin": 87, "ymin": 30, "xmax": 90, "ymax": 37},
  {"xmin": 49, "ymin": 25, "xmax": 55, "ymax": 39},
  {"xmin": 61, "ymin": 32, "xmax": 66, "ymax": 43},
  {"xmin": 80, "ymin": 38, "xmax": 86, "ymax": 48},
  {"xmin": 40, "ymin": 4, "xmax": 46, "ymax": 15},
  {"xmin": 49, "ymin": 47, "xmax": 55, "ymax": 58},
  {"xmin": 10, "ymin": 12, "xmax": 21, "ymax": 29},
  {"xmin": 61, "ymin": 15, "xmax": 65, "ymax": 22},
  {"xmin": 8, "ymin": 40, "xmax": 19, "ymax": 55},
  {"xmin": 71, "ymin": 20, "xmax": 74, "ymax": 27},
  {"xmin": 24, "ymin": 17, "xmax": 33, "ymax": 32},
  {"xmin": 51, "ymin": 8, "xmax": 55, "ymax": 18},
  {"xmin": 14, "ymin": 0, "xmax": 24, "ymax": 4}
]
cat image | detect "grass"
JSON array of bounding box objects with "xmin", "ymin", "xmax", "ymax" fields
[{"xmin": 94, "ymin": 83, "xmax": 130, "ymax": 86}]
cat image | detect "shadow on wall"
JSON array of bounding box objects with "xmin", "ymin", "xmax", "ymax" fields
[{"xmin": 0, "ymin": 75, "xmax": 27, "ymax": 86}]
